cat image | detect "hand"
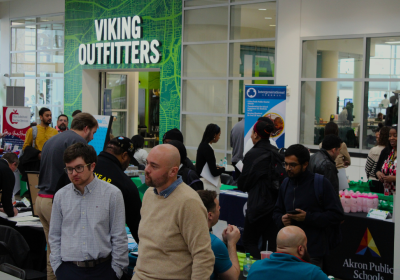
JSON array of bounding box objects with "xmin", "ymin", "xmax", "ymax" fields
[
  {"xmin": 282, "ymin": 214, "xmax": 291, "ymax": 226},
  {"xmin": 222, "ymin": 226, "xmax": 230, "ymax": 243},
  {"xmin": 225, "ymin": 225, "xmax": 241, "ymax": 244},
  {"xmin": 344, "ymin": 161, "xmax": 350, "ymax": 167},
  {"xmin": 376, "ymin": 171, "xmax": 385, "ymax": 182},
  {"xmin": 287, "ymin": 209, "xmax": 307, "ymax": 222},
  {"xmin": 13, "ymin": 207, "xmax": 18, "ymax": 217},
  {"xmin": 383, "ymin": 175, "xmax": 396, "ymax": 183},
  {"xmin": 38, "ymin": 152, "xmax": 42, "ymax": 160}
]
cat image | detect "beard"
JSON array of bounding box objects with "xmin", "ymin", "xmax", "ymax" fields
[
  {"xmin": 59, "ymin": 124, "xmax": 67, "ymax": 131},
  {"xmin": 302, "ymin": 248, "xmax": 311, "ymax": 263},
  {"xmin": 145, "ymin": 172, "xmax": 169, "ymax": 189}
]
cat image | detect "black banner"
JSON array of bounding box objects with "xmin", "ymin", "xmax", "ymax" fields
[{"xmin": 325, "ymin": 212, "xmax": 394, "ymax": 280}]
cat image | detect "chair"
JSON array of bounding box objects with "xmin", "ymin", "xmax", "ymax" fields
[
  {"xmin": 0, "ymin": 226, "xmax": 46, "ymax": 280},
  {"xmin": 25, "ymin": 172, "xmax": 40, "ymax": 217},
  {"xmin": 0, "ymin": 263, "xmax": 26, "ymax": 279}
]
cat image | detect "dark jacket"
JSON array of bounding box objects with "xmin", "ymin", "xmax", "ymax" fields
[
  {"xmin": 375, "ymin": 146, "xmax": 393, "ymax": 176},
  {"xmin": 237, "ymin": 139, "xmax": 279, "ymax": 223},
  {"xmin": 179, "ymin": 166, "xmax": 203, "ymax": 191},
  {"xmin": 185, "ymin": 157, "xmax": 196, "ymax": 172},
  {"xmin": 196, "ymin": 142, "xmax": 225, "ymax": 177},
  {"xmin": 0, "ymin": 159, "xmax": 15, "ymax": 217},
  {"xmin": 94, "ymin": 152, "xmax": 142, "ymax": 243},
  {"xmin": 273, "ymin": 170, "xmax": 344, "ymax": 258},
  {"xmin": 308, "ymin": 149, "xmax": 339, "ymax": 194},
  {"xmin": 18, "ymin": 146, "xmax": 41, "ymax": 181}
]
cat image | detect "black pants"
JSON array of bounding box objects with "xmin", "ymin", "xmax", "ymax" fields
[
  {"xmin": 243, "ymin": 214, "xmax": 278, "ymax": 259},
  {"xmin": 55, "ymin": 259, "xmax": 118, "ymax": 280}
]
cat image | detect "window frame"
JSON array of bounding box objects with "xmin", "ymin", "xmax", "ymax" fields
[
  {"xmin": 299, "ymin": 33, "xmax": 400, "ymax": 154},
  {"xmin": 9, "ymin": 13, "xmax": 65, "ymax": 126},
  {"xmin": 181, "ymin": 0, "xmax": 277, "ymax": 161}
]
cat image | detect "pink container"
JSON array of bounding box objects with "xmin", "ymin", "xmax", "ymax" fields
[
  {"xmin": 340, "ymin": 194, "xmax": 346, "ymax": 209},
  {"xmin": 367, "ymin": 194, "xmax": 374, "ymax": 211},
  {"xmin": 362, "ymin": 193, "xmax": 369, "ymax": 212},
  {"xmin": 356, "ymin": 194, "xmax": 363, "ymax": 212},
  {"xmin": 350, "ymin": 194, "xmax": 358, "ymax": 213},
  {"xmin": 372, "ymin": 194, "xmax": 379, "ymax": 209},
  {"xmin": 344, "ymin": 195, "xmax": 351, "ymax": 213}
]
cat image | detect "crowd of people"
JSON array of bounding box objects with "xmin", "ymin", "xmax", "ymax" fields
[{"xmin": 0, "ymin": 108, "xmax": 397, "ymax": 280}]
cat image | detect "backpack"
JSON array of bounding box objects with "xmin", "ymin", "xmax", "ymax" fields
[
  {"xmin": 31, "ymin": 126, "xmax": 38, "ymax": 149},
  {"xmin": 281, "ymin": 173, "xmax": 342, "ymax": 251},
  {"xmin": 20, "ymin": 126, "xmax": 38, "ymax": 157},
  {"xmin": 179, "ymin": 168, "xmax": 203, "ymax": 191},
  {"xmin": 262, "ymin": 147, "xmax": 287, "ymax": 190}
]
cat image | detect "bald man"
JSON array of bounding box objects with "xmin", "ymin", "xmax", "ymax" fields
[
  {"xmin": 247, "ymin": 226, "xmax": 329, "ymax": 280},
  {"xmin": 132, "ymin": 145, "xmax": 215, "ymax": 280}
]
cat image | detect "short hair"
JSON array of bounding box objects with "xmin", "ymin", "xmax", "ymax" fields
[
  {"xmin": 324, "ymin": 122, "xmax": 339, "ymax": 136},
  {"xmin": 72, "ymin": 110, "xmax": 82, "ymax": 117},
  {"xmin": 322, "ymin": 134, "xmax": 342, "ymax": 150},
  {"xmin": 377, "ymin": 126, "xmax": 390, "ymax": 147},
  {"xmin": 131, "ymin": 135, "xmax": 144, "ymax": 152},
  {"xmin": 377, "ymin": 113, "xmax": 383, "ymax": 118},
  {"xmin": 197, "ymin": 190, "xmax": 217, "ymax": 212},
  {"xmin": 70, "ymin": 113, "xmax": 98, "ymax": 131},
  {"xmin": 39, "ymin": 107, "xmax": 50, "ymax": 116},
  {"xmin": 2, "ymin": 153, "xmax": 19, "ymax": 166},
  {"xmin": 384, "ymin": 94, "xmax": 387, "ymax": 98},
  {"xmin": 58, "ymin": 114, "xmax": 69, "ymax": 122},
  {"xmin": 63, "ymin": 143, "xmax": 97, "ymax": 165},
  {"xmin": 201, "ymin": 124, "xmax": 221, "ymax": 144},
  {"xmin": 285, "ymin": 144, "xmax": 310, "ymax": 165}
]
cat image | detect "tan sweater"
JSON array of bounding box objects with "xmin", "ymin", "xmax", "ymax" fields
[{"xmin": 132, "ymin": 182, "xmax": 215, "ymax": 280}]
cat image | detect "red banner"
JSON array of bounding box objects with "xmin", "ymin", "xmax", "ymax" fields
[{"xmin": 2, "ymin": 107, "xmax": 31, "ymax": 151}]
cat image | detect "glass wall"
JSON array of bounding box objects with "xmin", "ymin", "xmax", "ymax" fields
[
  {"xmin": 182, "ymin": 0, "xmax": 276, "ymax": 161},
  {"xmin": 300, "ymin": 36, "xmax": 400, "ymax": 152},
  {"xmin": 10, "ymin": 14, "xmax": 64, "ymax": 126}
]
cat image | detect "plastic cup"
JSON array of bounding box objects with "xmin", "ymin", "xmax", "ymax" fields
[{"xmin": 261, "ymin": 251, "xmax": 273, "ymax": 260}]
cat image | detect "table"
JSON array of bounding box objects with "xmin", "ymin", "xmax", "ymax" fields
[
  {"xmin": 219, "ymin": 191, "xmax": 394, "ymax": 280},
  {"xmin": 0, "ymin": 271, "xmax": 22, "ymax": 280},
  {"xmin": 325, "ymin": 212, "xmax": 394, "ymax": 280}
]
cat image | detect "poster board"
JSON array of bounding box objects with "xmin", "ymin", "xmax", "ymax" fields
[
  {"xmin": 244, "ymin": 85, "xmax": 287, "ymax": 149},
  {"xmin": 1, "ymin": 106, "xmax": 31, "ymax": 152},
  {"xmin": 88, "ymin": 115, "xmax": 113, "ymax": 155}
]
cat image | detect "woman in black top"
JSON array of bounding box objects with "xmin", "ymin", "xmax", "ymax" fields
[
  {"xmin": 196, "ymin": 124, "xmax": 225, "ymax": 193},
  {"xmin": 375, "ymin": 126, "xmax": 397, "ymax": 195},
  {"xmin": 237, "ymin": 119, "xmax": 278, "ymax": 259}
]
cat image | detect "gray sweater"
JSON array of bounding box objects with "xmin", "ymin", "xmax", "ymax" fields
[{"xmin": 38, "ymin": 130, "xmax": 86, "ymax": 195}]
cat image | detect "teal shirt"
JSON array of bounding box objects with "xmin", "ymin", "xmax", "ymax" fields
[
  {"xmin": 248, "ymin": 253, "xmax": 329, "ymax": 280},
  {"xmin": 210, "ymin": 233, "xmax": 232, "ymax": 280}
]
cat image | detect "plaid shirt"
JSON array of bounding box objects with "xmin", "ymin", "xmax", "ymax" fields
[{"xmin": 49, "ymin": 176, "xmax": 128, "ymax": 278}]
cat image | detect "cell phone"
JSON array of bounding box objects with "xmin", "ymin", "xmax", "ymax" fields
[{"xmin": 287, "ymin": 210, "xmax": 300, "ymax": 215}]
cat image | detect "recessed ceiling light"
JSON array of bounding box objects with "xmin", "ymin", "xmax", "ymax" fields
[
  {"xmin": 259, "ymin": 8, "xmax": 267, "ymax": 11},
  {"xmin": 270, "ymin": 25, "xmax": 276, "ymax": 27},
  {"xmin": 265, "ymin": 17, "xmax": 272, "ymax": 19},
  {"xmin": 386, "ymin": 41, "xmax": 400, "ymax": 44}
]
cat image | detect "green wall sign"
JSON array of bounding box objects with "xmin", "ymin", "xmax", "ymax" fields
[{"xmin": 65, "ymin": 0, "xmax": 182, "ymax": 139}]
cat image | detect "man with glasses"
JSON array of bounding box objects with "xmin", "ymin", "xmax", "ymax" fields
[
  {"xmin": 49, "ymin": 143, "xmax": 128, "ymax": 280},
  {"xmin": 36, "ymin": 112, "xmax": 98, "ymax": 280},
  {"xmin": 56, "ymin": 114, "xmax": 69, "ymax": 133},
  {"xmin": 273, "ymin": 144, "xmax": 343, "ymax": 270}
]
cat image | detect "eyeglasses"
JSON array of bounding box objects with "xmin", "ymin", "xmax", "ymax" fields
[
  {"xmin": 64, "ymin": 163, "xmax": 91, "ymax": 174},
  {"xmin": 282, "ymin": 162, "xmax": 301, "ymax": 170}
]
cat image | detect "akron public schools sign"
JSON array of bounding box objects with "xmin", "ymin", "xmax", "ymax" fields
[{"xmin": 78, "ymin": 16, "xmax": 161, "ymax": 65}]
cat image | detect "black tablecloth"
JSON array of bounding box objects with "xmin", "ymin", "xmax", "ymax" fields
[{"xmin": 325, "ymin": 212, "xmax": 393, "ymax": 280}]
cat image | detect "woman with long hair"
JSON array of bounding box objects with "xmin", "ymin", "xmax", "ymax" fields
[
  {"xmin": 196, "ymin": 124, "xmax": 225, "ymax": 193},
  {"xmin": 376, "ymin": 126, "xmax": 398, "ymax": 195},
  {"xmin": 365, "ymin": 126, "xmax": 390, "ymax": 193},
  {"xmin": 131, "ymin": 135, "xmax": 148, "ymax": 166}
]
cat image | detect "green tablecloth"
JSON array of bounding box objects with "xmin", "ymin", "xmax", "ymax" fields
[{"xmin": 131, "ymin": 177, "xmax": 237, "ymax": 201}]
